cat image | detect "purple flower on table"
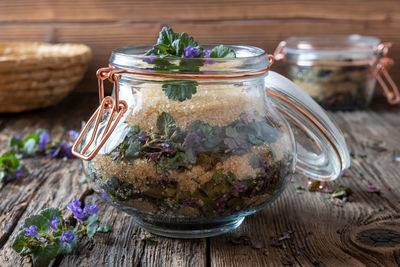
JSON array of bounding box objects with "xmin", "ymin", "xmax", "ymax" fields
[
  {"xmin": 84, "ymin": 204, "xmax": 99, "ymax": 215},
  {"xmin": 38, "ymin": 132, "xmax": 50, "ymax": 151},
  {"xmin": 143, "ymin": 53, "xmax": 156, "ymax": 63},
  {"xmin": 183, "ymin": 46, "xmax": 199, "ymax": 58},
  {"xmin": 14, "ymin": 169, "xmax": 22, "ymax": 178},
  {"xmin": 60, "ymin": 230, "xmax": 74, "ymax": 244},
  {"xmin": 3, "ymin": 175, "xmax": 10, "ymax": 183},
  {"xmin": 24, "ymin": 225, "xmax": 40, "ymax": 237},
  {"xmin": 48, "ymin": 215, "xmax": 58, "ymax": 231},
  {"xmin": 69, "ymin": 130, "xmax": 79, "ymax": 141},
  {"xmin": 367, "ymin": 184, "xmax": 379, "ymax": 193},
  {"xmin": 67, "ymin": 198, "xmax": 85, "ymax": 221},
  {"xmin": 161, "ymin": 143, "xmax": 170, "ymax": 148},
  {"xmin": 280, "ymin": 232, "xmax": 291, "ymax": 240}
]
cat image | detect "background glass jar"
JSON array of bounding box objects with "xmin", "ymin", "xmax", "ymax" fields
[
  {"xmin": 73, "ymin": 45, "xmax": 350, "ymax": 238},
  {"xmin": 274, "ymin": 35, "xmax": 400, "ymax": 110}
]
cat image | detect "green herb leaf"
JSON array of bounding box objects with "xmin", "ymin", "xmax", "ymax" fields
[
  {"xmin": 38, "ymin": 208, "xmax": 62, "ymax": 222},
  {"xmin": 12, "ymin": 230, "xmax": 27, "ymax": 253},
  {"xmin": 86, "ymin": 214, "xmax": 99, "ymax": 238},
  {"xmin": 210, "ymin": 45, "xmax": 236, "ymax": 58},
  {"xmin": 9, "ymin": 136, "xmax": 24, "ymax": 150},
  {"xmin": 23, "ymin": 214, "xmax": 49, "ymax": 232},
  {"xmin": 79, "ymin": 177, "xmax": 87, "ymax": 184},
  {"xmin": 157, "ymin": 112, "xmax": 177, "ymax": 136},
  {"xmin": 57, "ymin": 230, "xmax": 78, "ymax": 255},
  {"xmin": 162, "ymin": 80, "xmax": 198, "ymax": 102},
  {"xmin": 31, "ymin": 242, "xmax": 59, "ymax": 267},
  {"xmin": 157, "ymin": 27, "xmax": 180, "ymax": 48},
  {"xmin": 97, "ymin": 225, "xmax": 112, "ymax": 233},
  {"xmin": 0, "ymin": 152, "xmax": 20, "ymax": 169},
  {"xmin": 124, "ymin": 137, "xmax": 141, "ymax": 162}
]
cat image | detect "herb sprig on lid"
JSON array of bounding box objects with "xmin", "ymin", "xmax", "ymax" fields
[{"xmin": 144, "ymin": 27, "xmax": 236, "ymax": 101}]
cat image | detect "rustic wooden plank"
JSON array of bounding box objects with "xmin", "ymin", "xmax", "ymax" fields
[
  {"xmin": 209, "ymin": 103, "xmax": 400, "ymax": 266},
  {"xmin": 0, "ymin": 0, "xmax": 399, "ymax": 22},
  {"xmin": 59, "ymin": 194, "xmax": 207, "ymax": 267}
]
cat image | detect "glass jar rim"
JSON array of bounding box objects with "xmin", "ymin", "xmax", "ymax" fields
[
  {"xmin": 284, "ymin": 34, "xmax": 381, "ymax": 52},
  {"xmin": 110, "ymin": 44, "xmax": 271, "ymax": 75}
]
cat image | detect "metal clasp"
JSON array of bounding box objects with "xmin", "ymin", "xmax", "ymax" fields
[
  {"xmin": 374, "ymin": 43, "xmax": 400, "ymax": 105},
  {"xmin": 72, "ymin": 68, "xmax": 128, "ymax": 160}
]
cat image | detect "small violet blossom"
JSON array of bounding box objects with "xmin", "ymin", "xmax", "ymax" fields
[
  {"xmin": 48, "ymin": 215, "xmax": 58, "ymax": 231},
  {"xmin": 138, "ymin": 134, "xmax": 146, "ymax": 142},
  {"xmin": 38, "ymin": 132, "xmax": 50, "ymax": 151},
  {"xmin": 60, "ymin": 230, "xmax": 74, "ymax": 244},
  {"xmin": 67, "ymin": 198, "xmax": 85, "ymax": 221},
  {"xmin": 69, "ymin": 130, "xmax": 79, "ymax": 141},
  {"xmin": 144, "ymin": 53, "xmax": 156, "ymax": 63},
  {"xmin": 183, "ymin": 46, "xmax": 199, "ymax": 58},
  {"xmin": 14, "ymin": 169, "xmax": 22, "ymax": 178},
  {"xmin": 84, "ymin": 205, "xmax": 99, "ymax": 215},
  {"xmin": 367, "ymin": 184, "xmax": 380, "ymax": 193},
  {"xmin": 24, "ymin": 225, "xmax": 40, "ymax": 237}
]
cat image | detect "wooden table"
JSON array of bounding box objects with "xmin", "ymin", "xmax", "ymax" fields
[{"xmin": 0, "ymin": 93, "xmax": 399, "ymax": 266}]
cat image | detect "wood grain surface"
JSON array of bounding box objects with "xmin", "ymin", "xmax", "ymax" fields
[
  {"xmin": 0, "ymin": 92, "xmax": 399, "ymax": 266},
  {"xmin": 0, "ymin": 0, "xmax": 399, "ymax": 94}
]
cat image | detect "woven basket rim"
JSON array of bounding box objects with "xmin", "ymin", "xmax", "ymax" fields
[{"xmin": 0, "ymin": 41, "xmax": 92, "ymax": 62}]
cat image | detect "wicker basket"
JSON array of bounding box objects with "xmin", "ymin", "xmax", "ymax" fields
[{"xmin": 0, "ymin": 42, "xmax": 92, "ymax": 113}]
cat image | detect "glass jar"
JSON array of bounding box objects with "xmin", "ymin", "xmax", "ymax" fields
[
  {"xmin": 274, "ymin": 35, "xmax": 400, "ymax": 110},
  {"xmin": 72, "ymin": 44, "xmax": 350, "ymax": 238}
]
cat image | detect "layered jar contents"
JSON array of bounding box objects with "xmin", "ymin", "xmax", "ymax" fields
[
  {"xmin": 83, "ymin": 77, "xmax": 291, "ymax": 220},
  {"xmin": 277, "ymin": 35, "xmax": 382, "ymax": 110}
]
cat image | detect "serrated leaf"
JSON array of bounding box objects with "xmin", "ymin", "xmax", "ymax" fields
[
  {"xmin": 179, "ymin": 32, "xmax": 198, "ymax": 48},
  {"xmin": 210, "ymin": 45, "xmax": 236, "ymax": 58},
  {"xmin": 157, "ymin": 27, "xmax": 180, "ymax": 47},
  {"xmin": 96, "ymin": 225, "xmax": 112, "ymax": 233},
  {"xmin": 23, "ymin": 214, "xmax": 49, "ymax": 232},
  {"xmin": 157, "ymin": 112, "xmax": 176, "ymax": 136},
  {"xmin": 57, "ymin": 230, "xmax": 78, "ymax": 255},
  {"xmin": 31, "ymin": 242, "xmax": 59, "ymax": 267},
  {"xmin": 38, "ymin": 208, "xmax": 62, "ymax": 222},
  {"xmin": 86, "ymin": 214, "xmax": 99, "ymax": 238},
  {"xmin": 12, "ymin": 230, "xmax": 27, "ymax": 253},
  {"xmin": 162, "ymin": 80, "xmax": 198, "ymax": 102}
]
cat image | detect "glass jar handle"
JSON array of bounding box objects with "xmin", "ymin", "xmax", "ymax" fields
[{"xmin": 265, "ymin": 71, "xmax": 350, "ymax": 181}]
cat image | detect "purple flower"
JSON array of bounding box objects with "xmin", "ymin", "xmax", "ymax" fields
[
  {"xmin": 48, "ymin": 215, "xmax": 58, "ymax": 231},
  {"xmin": 203, "ymin": 49, "xmax": 211, "ymax": 58},
  {"xmin": 144, "ymin": 53, "xmax": 156, "ymax": 63},
  {"xmin": 233, "ymin": 183, "xmax": 248, "ymax": 195},
  {"xmin": 138, "ymin": 134, "xmax": 146, "ymax": 142},
  {"xmin": 67, "ymin": 198, "xmax": 85, "ymax": 221},
  {"xmin": 14, "ymin": 169, "xmax": 22, "ymax": 178},
  {"xmin": 69, "ymin": 130, "xmax": 79, "ymax": 141},
  {"xmin": 183, "ymin": 46, "xmax": 199, "ymax": 58},
  {"xmin": 182, "ymin": 199, "xmax": 192, "ymax": 207},
  {"xmin": 38, "ymin": 132, "xmax": 50, "ymax": 151},
  {"xmin": 60, "ymin": 230, "xmax": 74, "ymax": 244},
  {"xmin": 280, "ymin": 232, "xmax": 291, "ymax": 240},
  {"xmin": 367, "ymin": 184, "xmax": 380, "ymax": 193},
  {"xmin": 48, "ymin": 142, "xmax": 75, "ymax": 159},
  {"xmin": 24, "ymin": 225, "xmax": 40, "ymax": 237},
  {"xmin": 219, "ymin": 193, "xmax": 231, "ymax": 202},
  {"xmin": 84, "ymin": 204, "xmax": 99, "ymax": 215}
]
